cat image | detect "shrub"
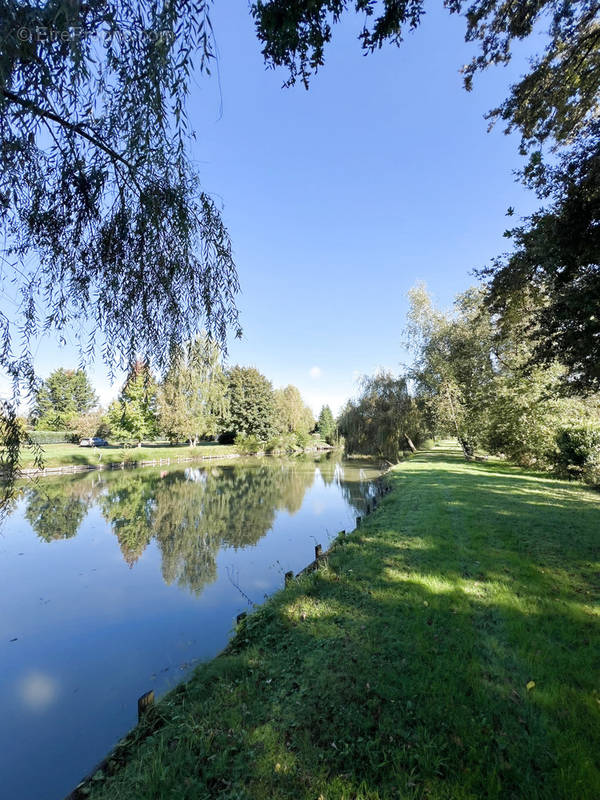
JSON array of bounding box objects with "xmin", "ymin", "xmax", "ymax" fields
[
  {"xmin": 27, "ymin": 429, "xmax": 77, "ymax": 445},
  {"xmin": 295, "ymin": 431, "xmax": 311, "ymax": 449},
  {"xmin": 265, "ymin": 433, "xmax": 298, "ymax": 454},
  {"xmin": 554, "ymin": 425, "xmax": 600, "ymax": 485},
  {"xmin": 234, "ymin": 433, "xmax": 262, "ymax": 455}
]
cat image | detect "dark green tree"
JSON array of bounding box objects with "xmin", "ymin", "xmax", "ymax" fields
[
  {"xmin": 32, "ymin": 368, "xmax": 98, "ymax": 430},
  {"xmin": 226, "ymin": 366, "xmax": 277, "ymax": 442},
  {"xmin": 317, "ymin": 404, "xmax": 336, "ymax": 444},
  {"xmin": 482, "ymin": 125, "xmax": 600, "ymax": 394}
]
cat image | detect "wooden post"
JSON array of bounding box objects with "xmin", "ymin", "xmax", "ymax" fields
[
  {"xmin": 137, "ymin": 690, "xmax": 154, "ymax": 722},
  {"xmin": 236, "ymin": 612, "xmax": 247, "ymax": 624},
  {"xmin": 356, "ymin": 516, "xmax": 361, "ymax": 528},
  {"xmin": 315, "ymin": 544, "xmax": 322, "ymax": 560},
  {"xmin": 285, "ymin": 570, "xmax": 294, "ymax": 586}
]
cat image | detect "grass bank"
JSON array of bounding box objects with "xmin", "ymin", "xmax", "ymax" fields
[
  {"xmin": 83, "ymin": 442, "xmax": 599, "ymax": 800},
  {"xmin": 17, "ymin": 441, "xmax": 240, "ymax": 472},
  {"xmin": 16, "ymin": 441, "xmax": 335, "ymax": 474}
]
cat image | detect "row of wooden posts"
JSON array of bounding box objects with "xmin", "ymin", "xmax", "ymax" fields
[{"xmin": 136, "ymin": 476, "xmax": 392, "ymax": 723}]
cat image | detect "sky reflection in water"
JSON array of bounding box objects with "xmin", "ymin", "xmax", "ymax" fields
[{"xmin": 0, "ymin": 453, "xmax": 382, "ymax": 800}]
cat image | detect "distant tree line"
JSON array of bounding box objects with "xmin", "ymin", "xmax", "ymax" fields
[
  {"xmin": 24, "ymin": 335, "xmax": 337, "ymax": 452},
  {"xmin": 340, "ymin": 285, "xmax": 600, "ymax": 485}
]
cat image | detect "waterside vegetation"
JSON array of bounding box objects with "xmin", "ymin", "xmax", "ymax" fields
[{"xmin": 81, "ymin": 442, "xmax": 600, "ymax": 800}]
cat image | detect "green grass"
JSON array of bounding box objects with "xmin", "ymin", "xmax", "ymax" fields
[
  {"xmin": 18, "ymin": 441, "xmax": 239, "ymax": 470},
  {"xmin": 86, "ymin": 442, "xmax": 600, "ymax": 800}
]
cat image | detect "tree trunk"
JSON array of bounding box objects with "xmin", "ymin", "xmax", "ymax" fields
[
  {"xmin": 404, "ymin": 433, "xmax": 417, "ymax": 453},
  {"xmin": 445, "ymin": 386, "xmax": 471, "ymax": 459}
]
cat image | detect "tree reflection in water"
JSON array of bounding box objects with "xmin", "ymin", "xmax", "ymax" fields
[{"xmin": 20, "ymin": 454, "xmax": 382, "ymax": 594}]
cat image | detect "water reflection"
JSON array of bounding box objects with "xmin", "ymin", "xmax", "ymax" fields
[
  {"xmin": 2, "ymin": 453, "xmax": 383, "ymax": 800},
  {"xmin": 25, "ymin": 478, "xmax": 93, "ymax": 542},
  {"xmin": 19, "ymin": 454, "xmax": 381, "ymax": 596}
]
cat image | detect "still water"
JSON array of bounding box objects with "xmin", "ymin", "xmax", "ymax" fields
[{"xmin": 1, "ymin": 453, "xmax": 382, "ymax": 800}]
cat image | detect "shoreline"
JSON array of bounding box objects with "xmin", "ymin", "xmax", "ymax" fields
[
  {"xmin": 65, "ymin": 472, "xmax": 391, "ymax": 800},
  {"xmin": 72, "ymin": 443, "xmax": 600, "ymax": 800},
  {"xmin": 5, "ymin": 443, "xmax": 337, "ymax": 481}
]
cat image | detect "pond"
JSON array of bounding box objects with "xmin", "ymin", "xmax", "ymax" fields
[{"xmin": 0, "ymin": 453, "xmax": 383, "ymax": 800}]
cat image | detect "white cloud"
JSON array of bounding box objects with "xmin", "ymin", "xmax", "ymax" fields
[{"xmin": 309, "ymin": 366, "xmax": 322, "ymax": 379}]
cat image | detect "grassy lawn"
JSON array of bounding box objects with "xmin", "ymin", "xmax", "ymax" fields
[
  {"xmin": 18, "ymin": 441, "xmax": 239, "ymax": 470},
  {"xmin": 85, "ymin": 442, "xmax": 599, "ymax": 800}
]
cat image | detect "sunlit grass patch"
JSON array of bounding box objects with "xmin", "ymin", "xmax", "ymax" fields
[{"xmin": 88, "ymin": 443, "xmax": 600, "ymax": 800}]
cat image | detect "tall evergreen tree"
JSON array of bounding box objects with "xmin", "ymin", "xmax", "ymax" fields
[
  {"xmin": 317, "ymin": 405, "xmax": 336, "ymax": 444},
  {"xmin": 32, "ymin": 368, "xmax": 97, "ymax": 430}
]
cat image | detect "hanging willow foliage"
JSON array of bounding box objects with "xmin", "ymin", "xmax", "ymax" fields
[{"xmin": 0, "ymin": 0, "xmax": 242, "ymax": 507}]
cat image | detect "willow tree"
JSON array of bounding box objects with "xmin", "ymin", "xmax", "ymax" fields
[
  {"xmin": 405, "ymin": 284, "xmax": 497, "ymax": 457},
  {"xmin": 158, "ymin": 335, "xmax": 228, "ymax": 445},
  {"xmin": 0, "ymin": 0, "xmax": 240, "ymax": 492},
  {"xmin": 338, "ymin": 372, "xmax": 422, "ymax": 462}
]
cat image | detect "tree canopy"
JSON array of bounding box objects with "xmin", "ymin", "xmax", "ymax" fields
[
  {"xmin": 32, "ymin": 368, "xmax": 98, "ymax": 430},
  {"xmin": 252, "ymin": 0, "xmax": 600, "ymax": 392},
  {"xmin": 482, "ymin": 123, "xmax": 600, "ymax": 394},
  {"xmin": 317, "ymin": 404, "xmax": 336, "ymax": 444},
  {"xmin": 1, "ymin": 0, "xmax": 240, "ymax": 395},
  {"xmin": 107, "ymin": 361, "xmax": 158, "ymax": 446},
  {"xmin": 226, "ymin": 366, "xmax": 278, "ymax": 442},
  {"xmin": 252, "ymin": 0, "xmax": 600, "ymax": 155},
  {"xmin": 158, "ymin": 335, "xmax": 228, "ymax": 445}
]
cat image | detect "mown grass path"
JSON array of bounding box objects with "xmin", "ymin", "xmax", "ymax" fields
[{"xmin": 87, "ymin": 443, "xmax": 600, "ymax": 800}]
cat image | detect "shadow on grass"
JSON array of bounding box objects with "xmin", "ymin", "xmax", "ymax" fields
[{"xmin": 85, "ymin": 448, "xmax": 600, "ymax": 800}]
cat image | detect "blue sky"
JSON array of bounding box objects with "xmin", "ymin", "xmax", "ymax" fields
[{"xmin": 2, "ymin": 2, "xmax": 542, "ymax": 415}]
